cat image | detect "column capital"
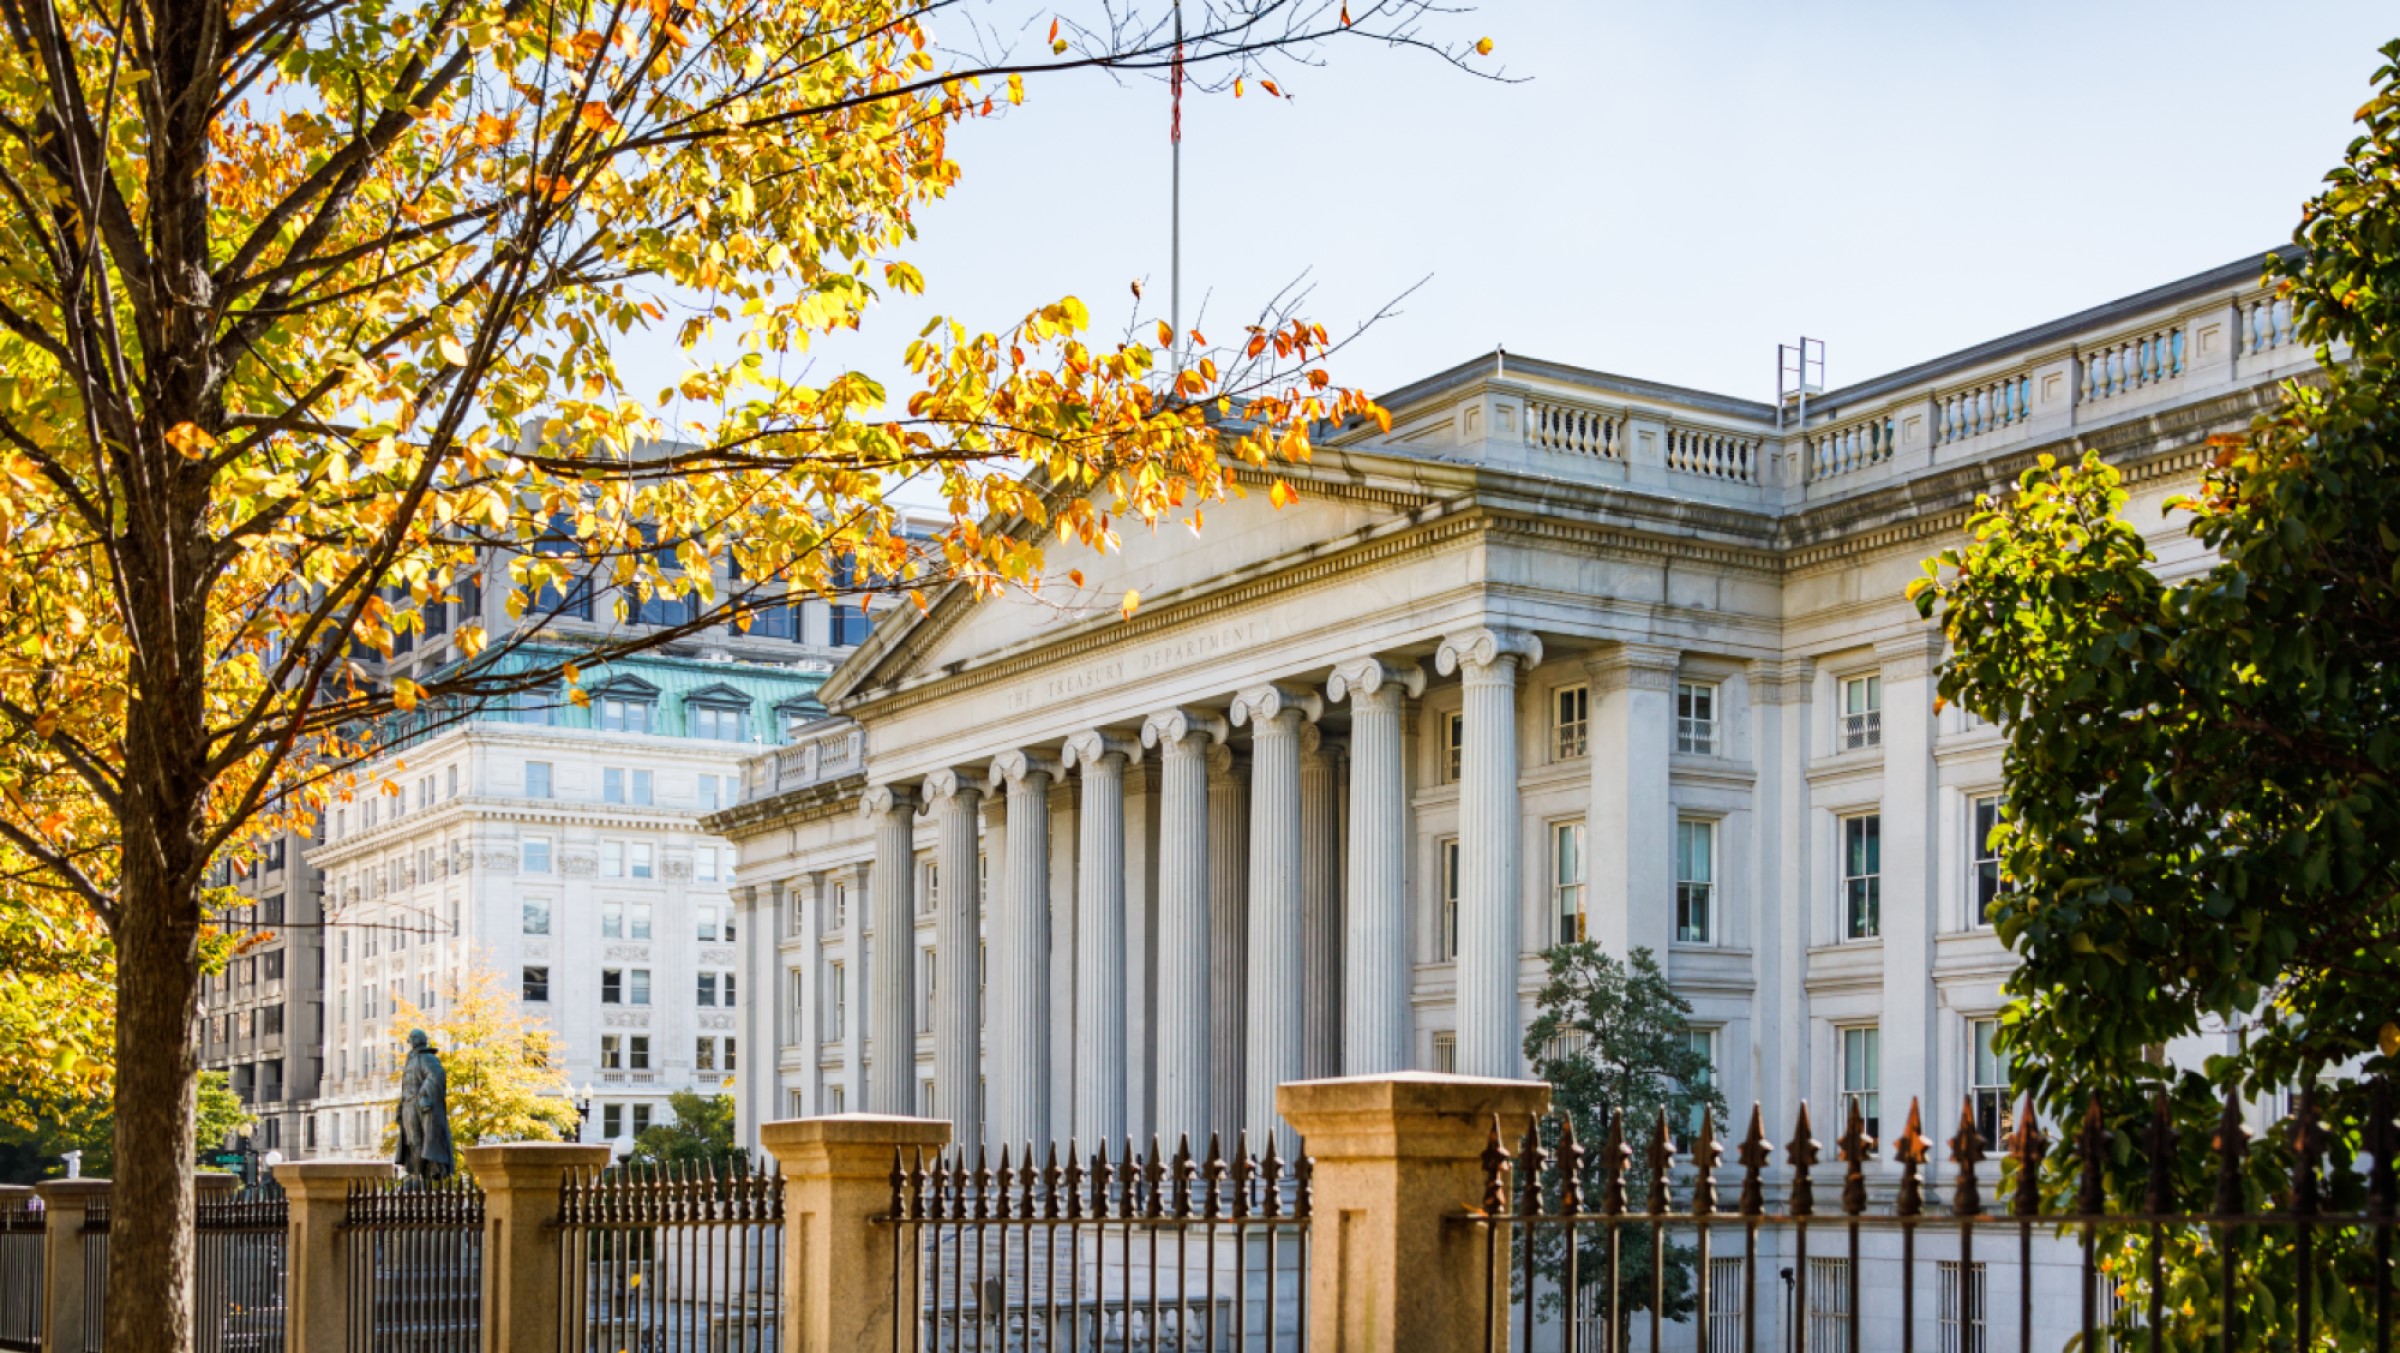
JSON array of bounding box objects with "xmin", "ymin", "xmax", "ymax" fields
[
  {"xmin": 1206, "ymin": 743, "xmax": 1249, "ymax": 781},
  {"xmin": 917, "ymin": 768, "xmax": 984, "ymax": 809},
  {"xmin": 1583, "ymin": 642, "xmax": 1681, "ymax": 692},
  {"xmin": 1435, "ymin": 627, "xmax": 1543, "ymax": 679},
  {"xmin": 1230, "ymin": 682, "xmax": 1322, "ymax": 728},
  {"xmin": 1747, "ymin": 657, "xmax": 1817, "ymax": 704},
  {"xmin": 858, "ymin": 782, "xmax": 916, "ymax": 819},
  {"xmin": 1326, "ymin": 657, "xmax": 1427, "ymax": 704},
  {"xmin": 1874, "ymin": 630, "xmax": 1949, "ymax": 682},
  {"xmin": 1060, "ymin": 729, "xmax": 1142, "ymax": 770},
  {"xmin": 1141, "ymin": 707, "xmax": 1230, "ymax": 750},
  {"xmin": 986, "ymin": 749, "xmax": 1062, "ymax": 790}
]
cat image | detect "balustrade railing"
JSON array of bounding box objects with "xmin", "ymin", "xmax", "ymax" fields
[
  {"xmin": 340, "ymin": 1176, "xmax": 483, "ymax": 1353},
  {"xmin": 0, "ymin": 1202, "xmax": 39, "ymax": 1353},
  {"xmin": 881, "ymin": 1132, "xmax": 1311, "ymax": 1353},
  {"xmin": 1937, "ymin": 373, "xmax": 2033, "ymax": 446},
  {"xmin": 2080, "ymin": 324, "xmax": 2185, "ymax": 404},
  {"xmin": 1663, "ymin": 427, "xmax": 1760, "ymax": 485},
  {"xmin": 555, "ymin": 1157, "xmax": 783, "ymax": 1353},
  {"xmin": 1808, "ymin": 415, "xmax": 1894, "ymax": 483},
  {"xmin": 2244, "ymin": 291, "xmax": 2301, "ymax": 356},
  {"xmin": 1528, "ymin": 399, "xmax": 1622, "ymax": 459}
]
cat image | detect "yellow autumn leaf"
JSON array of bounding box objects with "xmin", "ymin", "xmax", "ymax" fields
[
  {"xmin": 1120, "ymin": 588, "xmax": 1139, "ymax": 620},
  {"xmin": 391, "ymin": 678, "xmax": 421, "ymax": 712},
  {"xmin": 438, "ymin": 335, "xmax": 467, "ymax": 366},
  {"xmin": 1006, "ymin": 73, "xmax": 1024, "ymax": 105},
  {"xmin": 1474, "ymin": 36, "xmax": 1494, "ymax": 55},
  {"xmin": 2381, "ymin": 1022, "xmax": 2399, "ymax": 1057},
  {"xmin": 163, "ymin": 422, "xmax": 216, "ymax": 458}
]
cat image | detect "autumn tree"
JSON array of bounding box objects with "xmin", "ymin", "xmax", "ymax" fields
[
  {"xmin": 0, "ymin": 0, "xmax": 1490, "ymax": 1343},
  {"xmin": 382, "ymin": 962, "xmax": 580, "ymax": 1156},
  {"xmin": 1909, "ymin": 40, "xmax": 2400, "ymax": 1345}
]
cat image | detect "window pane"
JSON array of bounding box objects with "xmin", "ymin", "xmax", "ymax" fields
[
  {"xmin": 631, "ymin": 970, "xmax": 650, "ymax": 1005},
  {"xmin": 522, "ymin": 900, "xmax": 550, "ymax": 935},
  {"xmin": 603, "ymin": 767, "xmax": 624, "ymax": 802}
]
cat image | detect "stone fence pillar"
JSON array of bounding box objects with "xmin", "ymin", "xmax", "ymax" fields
[
  {"xmin": 35, "ymin": 1178, "xmax": 108, "ymax": 1353},
  {"xmin": 276, "ymin": 1160, "xmax": 394, "ymax": 1351},
  {"xmin": 460, "ymin": 1142, "xmax": 611, "ymax": 1353},
  {"xmin": 761, "ymin": 1115, "xmax": 950, "ymax": 1353},
  {"xmin": 1279, "ymin": 1073, "xmax": 1551, "ymax": 1353}
]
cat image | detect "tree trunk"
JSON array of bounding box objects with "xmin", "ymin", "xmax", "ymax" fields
[{"xmin": 106, "ymin": 876, "xmax": 202, "ymax": 1353}]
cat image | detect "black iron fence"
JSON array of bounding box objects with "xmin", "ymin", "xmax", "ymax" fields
[
  {"xmin": 0, "ymin": 1200, "xmax": 40, "ymax": 1352},
  {"xmin": 1465, "ymin": 1085, "xmax": 2397, "ymax": 1353},
  {"xmin": 880, "ymin": 1133, "xmax": 1312, "ymax": 1353},
  {"xmin": 78, "ymin": 1196, "xmax": 106, "ymax": 1353},
  {"xmin": 554, "ymin": 1157, "xmax": 783, "ymax": 1353},
  {"xmin": 340, "ymin": 1176, "xmax": 483, "ymax": 1353},
  {"xmin": 197, "ymin": 1183, "xmax": 288, "ymax": 1353}
]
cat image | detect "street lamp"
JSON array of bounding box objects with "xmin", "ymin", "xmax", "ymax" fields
[{"xmin": 573, "ymin": 1082, "xmax": 595, "ymax": 1139}]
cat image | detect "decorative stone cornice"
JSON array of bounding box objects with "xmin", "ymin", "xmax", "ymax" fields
[
  {"xmin": 1325, "ymin": 657, "xmax": 1427, "ymax": 705},
  {"xmin": 1141, "ymin": 707, "xmax": 1229, "ymax": 751},
  {"xmin": 1059, "ymin": 729, "xmax": 1143, "ymax": 770},
  {"xmin": 1230, "ymin": 682, "xmax": 1324, "ymax": 728},
  {"xmin": 858, "ymin": 783, "xmax": 917, "ymax": 820},
  {"xmin": 1874, "ymin": 631, "xmax": 1949, "ymax": 683},
  {"xmin": 986, "ymin": 749, "xmax": 1063, "ymax": 792},
  {"xmin": 1584, "ymin": 642, "xmax": 1681, "ymax": 694},
  {"xmin": 1435, "ymin": 627, "xmax": 1544, "ymax": 679}
]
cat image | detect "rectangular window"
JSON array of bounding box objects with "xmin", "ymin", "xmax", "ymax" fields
[
  {"xmin": 1969, "ymin": 1018, "xmax": 2010, "ymax": 1148},
  {"xmin": 630, "ymin": 969, "xmax": 651, "ymax": 1006},
  {"xmin": 1438, "ymin": 837, "xmax": 1462, "ymax": 961},
  {"xmin": 1937, "ymin": 1261, "xmax": 1988, "ymax": 1353},
  {"xmin": 602, "ymin": 1103, "xmax": 623, "ymax": 1138},
  {"xmin": 1552, "ymin": 820, "xmax": 1586, "ymax": 943},
  {"xmin": 1430, "ymin": 1031, "xmax": 1458, "ymax": 1074},
  {"xmin": 601, "ymin": 1034, "xmax": 622, "ymax": 1070},
  {"xmin": 723, "ymin": 973, "xmax": 736, "ymax": 1006},
  {"xmin": 1842, "ymin": 814, "xmax": 1882, "ymax": 940},
  {"xmin": 696, "ymin": 1037, "xmax": 716, "ymax": 1072},
  {"xmin": 602, "ymin": 969, "xmax": 622, "ymax": 1004},
  {"xmin": 1683, "ymin": 1027, "xmax": 1718, "ymax": 1142},
  {"xmin": 1553, "ymin": 684, "xmax": 1588, "ymax": 760},
  {"xmin": 604, "ymin": 767, "xmax": 625, "ymax": 803},
  {"xmin": 523, "ymin": 966, "xmax": 549, "ymax": 1002},
  {"xmin": 632, "ymin": 770, "xmax": 653, "ymax": 805},
  {"xmin": 525, "ymin": 761, "xmax": 553, "ymax": 798},
  {"xmin": 832, "ymin": 881, "xmax": 849, "ymax": 929},
  {"xmin": 1676, "ymin": 818, "xmax": 1716, "ymax": 944},
  {"xmin": 695, "ymin": 847, "xmax": 720, "ymax": 883},
  {"xmin": 602, "ymin": 902, "xmax": 623, "ymax": 939},
  {"xmin": 1841, "ymin": 1025, "xmax": 1882, "ymax": 1142},
  {"xmin": 629, "ymin": 902, "xmax": 652, "ymax": 940},
  {"xmin": 1807, "ymin": 1258, "xmax": 1852, "ymax": 1353},
  {"xmin": 1442, "ymin": 711, "xmax": 1464, "ymax": 783},
  {"xmin": 629, "ymin": 1035, "xmax": 650, "ymax": 1071},
  {"xmin": 694, "ymin": 706, "xmax": 748, "ymax": 741},
  {"xmin": 919, "ymin": 860, "xmax": 939, "ymax": 916},
  {"xmin": 601, "ymin": 698, "xmax": 655, "ymax": 734},
  {"xmin": 1841, "ymin": 675, "xmax": 1883, "ymax": 750},
  {"xmin": 697, "ymin": 972, "xmax": 719, "ymax": 1007},
  {"xmin": 1676, "ymin": 681, "xmax": 1718, "ymax": 755},
  {"xmin": 632, "ymin": 1104, "xmax": 652, "ymax": 1135},
  {"xmin": 522, "ymin": 837, "xmax": 553, "ymax": 874},
  {"xmin": 1971, "ymin": 795, "xmax": 2005, "ymax": 926},
  {"xmin": 725, "ymin": 1038, "xmax": 736, "ymax": 1071},
  {"xmin": 601, "ymin": 842, "xmax": 624, "ymax": 878},
  {"xmin": 522, "ymin": 899, "xmax": 551, "ymax": 936},
  {"xmin": 698, "ymin": 775, "xmax": 721, "ymax": 813},
  {"xmin": 697, "ymin": 906, "xmax": 720, "ymax": 942},
  {"xmin": 630, "ymin": 844, "xmax": 654, "ymax": 880},
  {"xmin": 830, "ymin": 961, "xmax": 847, "ymax": 1037}
]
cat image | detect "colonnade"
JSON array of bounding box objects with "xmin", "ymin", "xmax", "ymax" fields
[{"xmin": 856, "ymin": 626, "xmax": 1653, "ymax": 1154}]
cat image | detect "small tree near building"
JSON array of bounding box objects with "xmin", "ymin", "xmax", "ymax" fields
[
  {"xmin": 1522, "ymin": 943, "xmax": 1726, "ymax": 1337},
  {"xmin": 629, "ymin": 1091, "xmax": 743, "ymax": 1171},
  {"xmin": 383, "ymin": 964, "xmax": 579, "ymax": 1159}
]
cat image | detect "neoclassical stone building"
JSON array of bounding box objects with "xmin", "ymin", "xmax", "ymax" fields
[{"xmin": 710, "ymin": 250, "xmax": 2316, "ymax": 1172}]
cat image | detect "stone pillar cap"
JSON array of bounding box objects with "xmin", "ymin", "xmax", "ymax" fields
[
  {"xmin": 195, "ymin": 1171, "xmax": 243, "ymax": 1197},
  {"xmin": 1279, "ymin": 1072, "xmax": 1551, "ymax": 1158},
  {"xmin": 457, "ymin": 1142, "xmax": 612, "ymax": 1183},
  {"xmin": 34, "ymin": 1178, "xmax": 113, "ymax": 1202},
  {"xmin": 276, "ymin": 1160, "xmax": 398, "ymax": 1188}
]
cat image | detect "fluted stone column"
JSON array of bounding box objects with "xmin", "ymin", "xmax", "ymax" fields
[
  {"xmin": 1587, "ymin": 644, "xmax": 1680, "ymax": 960},
  {"xmin": 922, "ymin": 769, "xmax": 984, "ymax": 1149},
  {"xmin": 1436, "ymin": 628, "xmax": 1543, "ymax": 1078},
  {"xmin": 861, "ymin": 783, "xmax": 919, "ymax": 1114},
  {"xmin": 1299, "ymin": 726, "xmax": 1344, "ymax": 1081},
  {"xmin": 1232, "ymin": 682, "xmax": 1319, "ymax": 1149},
  {"xmin": 1327, "ymin": 657, "xmax": 1426, "ymax": 1074},
  {"xmin": 986, "ymin": 752, "xmax": 1059, "ymax": 1148},
  {"xmin": 1206, "ymin": 745, "xmax": 1250, "ymax": 1147},
  {"xmin": 1062, "ymin": 730, "xmax": 1138, "ymax": 1146},
  {"xmin": 1143, "ymin": 707, "xmax": 1227, "ymax": 1146}
]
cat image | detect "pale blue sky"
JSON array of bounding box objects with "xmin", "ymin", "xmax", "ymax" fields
[{"xmin": 794, "ymin": 0, "xmax": 2393, "ymax": 404}]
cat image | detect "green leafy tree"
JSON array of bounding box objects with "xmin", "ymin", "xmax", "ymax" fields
[
  {"xmin": 628, "ymin": 1091, "xmax": 743, "ymax": 1170},
  {"xmin": 0, "ymin": 1070, "xmax": 248, "ymax": 1182},
  {"xmin": 383, "ymin": 963, "xmax": 580, "ymax": 1159},
  {"xmin": 1910, "ymin": 40, "xmax": 2400, "ymax": 1346},
  {"xmin": 1521, "ymin": 944, "xmax": 1726, "ymax": 1336}
]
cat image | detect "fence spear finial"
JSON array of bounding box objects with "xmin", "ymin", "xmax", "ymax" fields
[
  {"xmin": 1839, "ymin": 1098, "xmax": 1874, "ymax": 1217},
  {"xmin": 1556, "ymin": 1114, "xmax": 1587, "ymax": 1217},
  {"xmin": 2075, "ymin": 1096, "xmax": 2111, "ymax": 1216},
  {"xmin": 1787, "ymin": 1102, "xmax": 1820, "ymax": 1217},
  {"xmin": 2210, "ymin": 1091, "xmax": 2247, "ymax": 1218},
  {"xmin": 1949, "ymin": 1096, "xmax": 1987, "ymax": 1218},
  {"xmin": 1647, "ymin": 1107, "xmax": 1675, "ymax": 1216},
  {"xmin": 1690, "ymin": 1109, "xmax": 1721, "ymax": 1218},
  {"xmin": 1893, "ymin": 1099, "xmax": 1930, "ymax": 1218},
  {"xmin": 1479, "ymin": 1114, "xmax": 1510, "ymax": 1215},
  {"xmin": 2141, "ymin": 1093, "xmax": 2177, "ymax": 1217},
  {"xmin": 1738, "ymin": 1104, "xmax": 1771, "ymax": 1218},
  {"xmin": 2008, "ymin": 1096, "xmax": 2048, "ymax": 1219}
]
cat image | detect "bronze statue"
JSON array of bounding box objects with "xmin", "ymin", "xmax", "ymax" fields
[{"xmin": 395, "ymin": 1028, "xmax": 455, "ymax": 1182}]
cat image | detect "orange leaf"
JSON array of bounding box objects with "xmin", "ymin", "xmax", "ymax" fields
[
  {"xmin": 579, "ymin": 101, "xmax": 619, "ymax": 131},
  {"xmin": 1155, "ymin": 320, "xmax": 1173, "ymax": 348}
]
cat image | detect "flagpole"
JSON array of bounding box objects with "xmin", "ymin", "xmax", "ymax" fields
[{"xmin": 1169, "ymin": 0, "xmax": 1184, "ymax": 380}]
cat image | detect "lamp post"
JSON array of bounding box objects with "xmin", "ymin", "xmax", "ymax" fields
[{"xmin": 572, "ymin": 1083, "xmax": 595, "ymax": 1140}]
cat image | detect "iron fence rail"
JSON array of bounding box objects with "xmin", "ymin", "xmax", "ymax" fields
[
  {"xmin": 1464, "ymin": 1083, "xmax": 2399, "ymax": 1353},
  {"xmin": 79, "ymin": 1196, "xmax": 106, "ymax": 1353},
  {"xmin": 197, "ymin": 1183, "xmax": 288, "ymax": 1353},
  {"xmin": 554, "ymin": 1157, "xmax": 783, "ymax": 1353},
  {"xmin": 880, "ymin": 1132, "xmax": 1312, "ymax": 1353},
  {"xmin": 0, "ymin": 1203, "xmax": 40, "ymax": 1353},
  {"xmin": 339, "ymin": 1176, "xmax": 483, "ymax": 1353}
]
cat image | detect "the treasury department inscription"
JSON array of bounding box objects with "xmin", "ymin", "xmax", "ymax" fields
[{"xmin": 1006, "ymin": 620, "xmax": 1273, "ymax": 712}]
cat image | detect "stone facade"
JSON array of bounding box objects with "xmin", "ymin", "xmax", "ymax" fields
[{"xmin": 712, "ymin": 250, "xmax": 2321, "ymax": 1170}]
